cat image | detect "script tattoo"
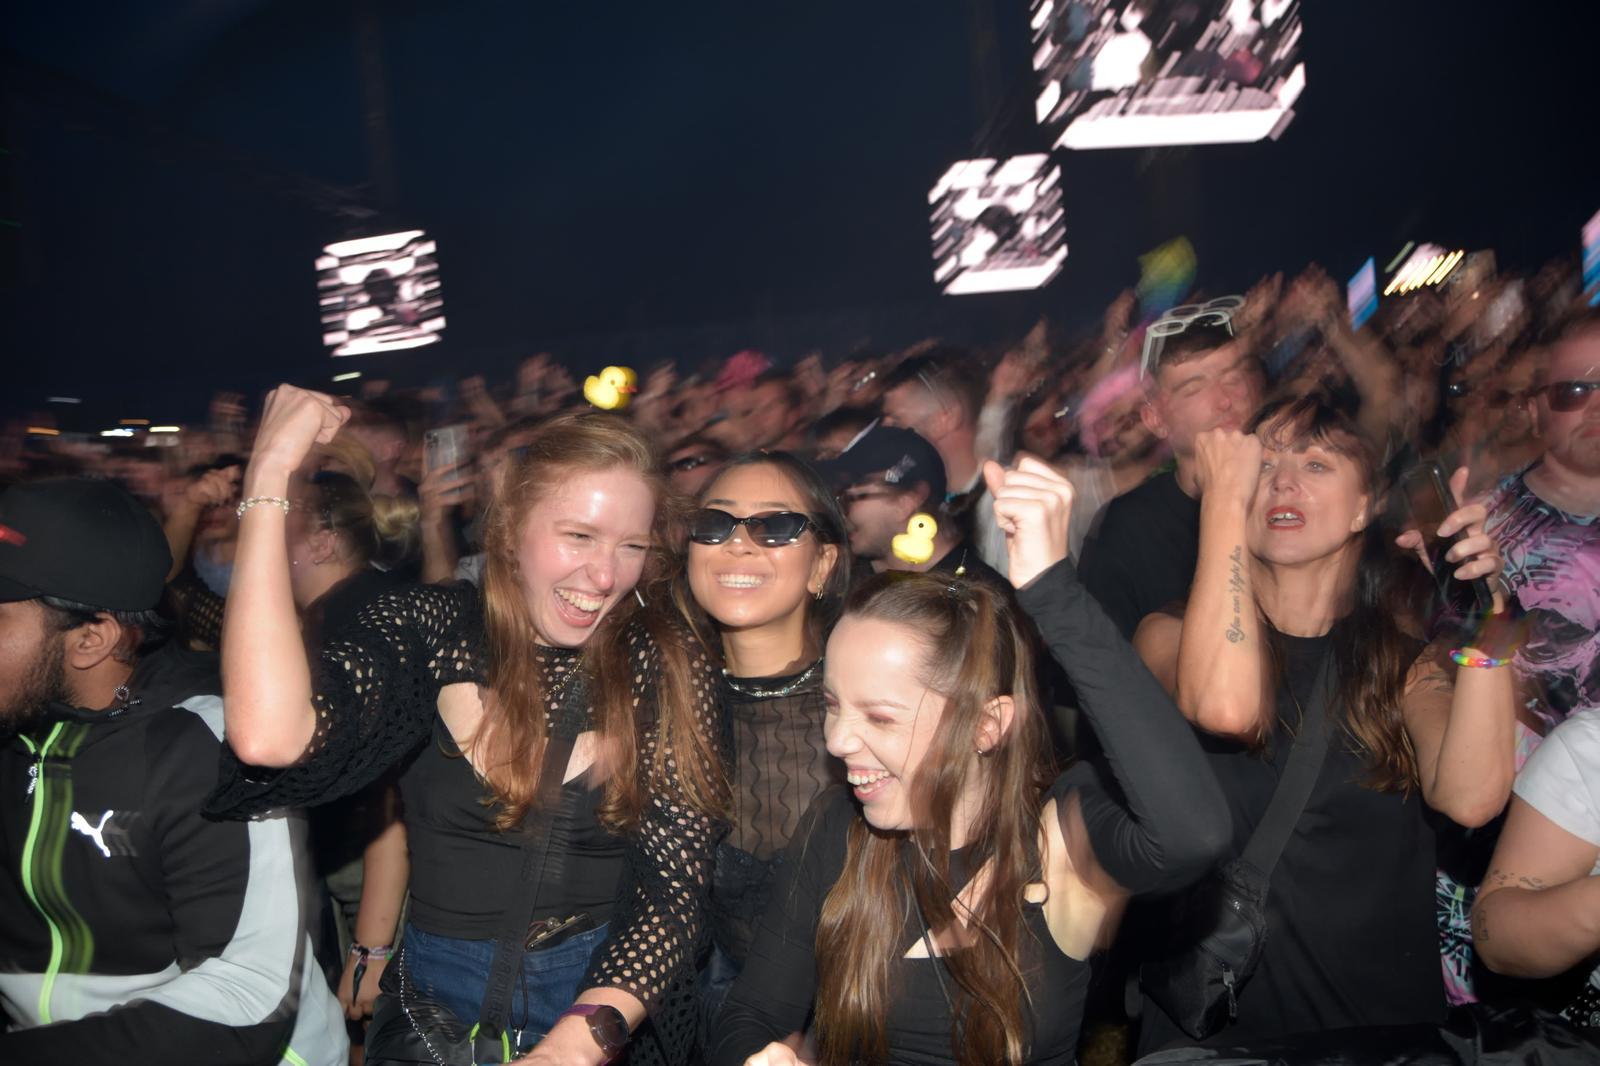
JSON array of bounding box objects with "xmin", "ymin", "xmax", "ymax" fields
[{"xmin": 1225, "ymin": 545, "xmax": 1246, "ymax": 644}]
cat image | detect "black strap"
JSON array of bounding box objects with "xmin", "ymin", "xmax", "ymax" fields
[
  {"xmin": 475, "ymin": 683, "xmax": 585, "ymax": 1034},
  {"xmin": 1240, "ymin": 651, "xmax": 1335, "ymax": 877}
]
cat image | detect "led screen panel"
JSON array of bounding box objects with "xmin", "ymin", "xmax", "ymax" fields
[
  {"xmin": 316, "ymin": 230, "xmax": 446, "ymax": 356},
  {"xmin": 1030, "ymin": 0, "xmax": 1306, "ymax": 150},
  {"xmin": 929, "ymin": 155, "xmax": 1067, "ymax": 296}
]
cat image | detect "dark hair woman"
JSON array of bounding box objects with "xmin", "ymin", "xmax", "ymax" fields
[
  {"xmin": 1131, "ymin": 394, "xmax": 1519, "ymax": 1049},
  {"xmin": 209, "ymin": 384, "xmax": 727, "ymax": 1065},
  {"xmin": 711, "ymin": 458, "xmax": 1230, "ymax": 1065},
  {"xmin": 677, "ymin": 452, "xmax": 851, "ymax": 1031}
]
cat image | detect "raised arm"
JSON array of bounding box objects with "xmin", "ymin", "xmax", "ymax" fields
[
  {"xmin": 1173, "ymin": 430, "xmax": 1271, "ymax": 740},
  {"xmin": 1398, "ymin": 466, "xmax": 1518, "ymax": 827},
  {"xmin": 223, "ymin": 385, "xmax": 349, "ymax": 767},
  {"xmin": 988, "ymin": 458, "xmax": 1229, "ymax": 896}
]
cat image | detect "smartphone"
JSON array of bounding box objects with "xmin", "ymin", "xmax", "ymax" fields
[
  {"xmin": 424, "ymin": 424, "xmax": 469, "ymax": 500},
  {"xmin": 1400, "ymin": 461, "xmax": 1494, "ymax": 620}
]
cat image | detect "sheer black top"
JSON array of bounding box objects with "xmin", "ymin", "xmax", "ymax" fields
[
  {"xmin": 710, "ymin": 560, "xmax": 1230, "ymax": 1064},
  {"xmin": 205, "ymin": 581, "xmax": 723, "ymax": 1017},
  {"xmin": 713, "ymin": 666, "xmax": 844, "ymax": 966}
]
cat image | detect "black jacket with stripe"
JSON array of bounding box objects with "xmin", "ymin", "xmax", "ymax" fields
[{"xmin": 0, "ymin": 643, "xmax": 346, "ymax": 1065}]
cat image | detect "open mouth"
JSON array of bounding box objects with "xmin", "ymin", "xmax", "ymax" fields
[
  {"xmin": 554, "ymin": 587, "xmax": 605, "ymax": 626},
  {"xmin": 846, "ymin": 767, "xmax": 893, "ymax": 800},
  {"xmin": 1266, "ymin": 508, "xmax": 1305, "ymax": 529},
  {"xmin": 716, "ymin": 573, "xmax": 768, "ymax": 589}
]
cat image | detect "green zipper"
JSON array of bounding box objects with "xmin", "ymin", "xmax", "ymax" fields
[{"xmin": 20, "ymin": 721, "xmax": 66, "ymax": 1024}]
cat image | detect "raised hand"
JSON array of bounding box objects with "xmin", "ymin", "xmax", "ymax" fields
[
  {"xmin": 984, "ymin": 455, "xmax": 1075, "ymax": 590},
  {"xmin": 184, "ymin": 465, "xmax": 241, "ymax": 510},
  {"xmin": 1192, "ymin": 428, "xmax": 1264, "ymax": 511},
  {"xmin": 1395, "ymin": 466, "xmax": 1508, "ymax": 613},
  {"xmin": 247, "ymin": 385, "xmax": 350, "ymax": 486}
]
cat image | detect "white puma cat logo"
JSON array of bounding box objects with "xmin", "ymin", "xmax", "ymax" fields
[{"xmin": 71, "ymin": 810, "xmax": 114, "ymax": 858}]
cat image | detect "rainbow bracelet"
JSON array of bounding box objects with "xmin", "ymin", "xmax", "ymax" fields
[{"xmin": 1449, "ymin": 648, "xmax": 1512, "ymax": 669}]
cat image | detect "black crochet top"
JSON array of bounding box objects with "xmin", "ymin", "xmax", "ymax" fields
[{"xmin": 206, "ymin": 581, "xmax": 723, "ymax": 1026}]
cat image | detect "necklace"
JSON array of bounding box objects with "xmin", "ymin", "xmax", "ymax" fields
[{"xmin": 721, "ymin": 658, "xmax": 822, "ymax": 699}]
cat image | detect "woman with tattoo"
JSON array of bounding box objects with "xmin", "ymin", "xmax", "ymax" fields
[{"xmin": 1132, "ymin": 393, "xmax": 1518, "ymax": 1048}]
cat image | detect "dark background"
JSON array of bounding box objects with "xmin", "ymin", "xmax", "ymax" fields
[{"xmin": 1, "ymin": 1, "xmax": 1592, "ymax": 427}]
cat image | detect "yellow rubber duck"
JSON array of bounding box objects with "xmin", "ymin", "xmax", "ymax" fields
[
  {"xmin": 583, "ymin": 365, "xmax": 638, "ymax": 410},
  {"xmin": 892, "ymin": 513, "xmax": 938, "ymax": 565}
]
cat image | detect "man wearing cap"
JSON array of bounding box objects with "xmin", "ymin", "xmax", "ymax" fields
[
  {"xmin": 1078, "ymin": 311, "xmax": 1264, "ymax": 638},
  {"xmin": 0, "ymin": 478, "xmax": 345, "ymax": 1065},
  {"xmin": 821, "ymin": 421, "xmax": 1005, "ymax": 589}
]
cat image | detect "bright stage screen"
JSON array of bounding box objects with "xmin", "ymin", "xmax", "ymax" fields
[
  {"xmin": 316, "ymin": 230, "xmax": 446, "ymax": 356},
  {"xmin": 1029, "ymin": 0, "xmax": 1306, "ymax": 150},
  {"xmin": 929, "ymin": 155, "xmax": 1067, "ymax": 296}
]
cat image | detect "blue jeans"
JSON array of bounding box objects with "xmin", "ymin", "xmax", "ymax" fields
[{"xmin": 398, "ymin": 921, "xmax": 609, "ymax": 1053}]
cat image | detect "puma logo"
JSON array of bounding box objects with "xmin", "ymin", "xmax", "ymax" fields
[{"xmin": 71, "ymin": 810, "xmax": 114, "ymax": 858}]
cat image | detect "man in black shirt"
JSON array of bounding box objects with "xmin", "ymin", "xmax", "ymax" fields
[
  {"xmin": 1078, "ymin": 318, "xmax": 1265, "ymax": 637},
  {"xmin": 820, "ymin": 422, "xmax": 1006, "ymax": 591}
]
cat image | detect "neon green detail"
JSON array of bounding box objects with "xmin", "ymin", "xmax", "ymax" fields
[
  {"xmin": 20, "ymin": 722, "xmax": 65, "ymax": 1024},
  {"xmin": 500, "ymin": 1030, "xmax": 512, "ymax": 1060},
  {"xmin": 282, "ymin": 1045, "xmax": 310, "ymax": 1066},
  {"xmin": 468, "ymin": 1021, "xmax": 480, "ymax": 1040}
]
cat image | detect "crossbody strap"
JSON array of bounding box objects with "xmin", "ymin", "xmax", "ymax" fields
[
  {"xmin": 1240, "ymin": 650, "xmax": 1335, "ymax": 878},
  {"xmin": 475, "ymin": 680, "xmax": 586, "ymax": 1034}
]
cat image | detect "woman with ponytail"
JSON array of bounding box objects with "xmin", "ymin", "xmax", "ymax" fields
[
  {"xmin": 1131, "ymin": 393, "xmax": 1519, "ymax": 1049},
  {"xmin": 712, "ymin": 458, "xmax": 1230, "ymax": 1065},
  {"xmin": 208, "ymin": 385, "xmax": 726, "ymax": 1065}
]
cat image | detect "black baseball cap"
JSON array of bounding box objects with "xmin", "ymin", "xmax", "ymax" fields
[
  {"xmin": 817, "ymin": 421, "xmax": 947, "ymax": 507},
  {"xmin": 0, "ymin": 478, "xmax": 173, "ymax": 612}
]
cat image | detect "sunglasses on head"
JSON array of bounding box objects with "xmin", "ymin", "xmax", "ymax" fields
[
  {"xmin": 689, "ymin": 508, "xmax": 821, "ymax": 547},
  {"xmin": 1542, "ymin": 380, "xmax": 1600, "ymax": 413}
]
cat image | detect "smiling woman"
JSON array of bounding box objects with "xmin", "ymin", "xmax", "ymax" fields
[
  {"xmin": 206, "ymin": 385, "xmax": 727, "ymax": 1066},
  {"xmin": 677, "ymin": 452, "xmax": 852, "ymax": 1039}
]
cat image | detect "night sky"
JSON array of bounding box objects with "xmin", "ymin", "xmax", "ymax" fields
[{"xmin": 2, "ymin": 1, "xmax": 1593, "ymax": 427}]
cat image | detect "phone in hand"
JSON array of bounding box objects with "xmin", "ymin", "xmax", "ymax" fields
[
  {"xmin": 1400, "ymin": 461, "xmax": 1494, "ymax": 620},
  {"xmin": 424, "ymin": 425, "xmax": 469, "ymax": 500}
]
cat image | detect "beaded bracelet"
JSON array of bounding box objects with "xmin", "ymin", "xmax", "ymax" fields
[
  {"xmin": 1449, "ymin": 648, "xmax": 1512, "ymax": 669},
  {"xmin": 236, "ymin": 496, "xmax": 291, "ymax": 519}
]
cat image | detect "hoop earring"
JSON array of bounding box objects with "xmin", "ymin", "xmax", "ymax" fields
[{"xmin": 813, "ymin": 588, "xmax": 824, "ymax": 601}]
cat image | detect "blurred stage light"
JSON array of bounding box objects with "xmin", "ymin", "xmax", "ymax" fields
[
  {"xmin": 1383, "ymin": 244, "xmax": 1465, "ymax": 297},
  {"xmin": 148, "ymin": 426, "xmax": 181, "ymax": 434},
  {"xmin": 47, "ymin": 397, "xmax": 81, "ymax": 405},
  {"xmin": 27, "ymin": 427, "xmax": 60, "ymax": 437},
  {"xmin": 1029, "ymin": 0, "xmax": 1306, "ymax": 150},
  {"xmin": 332, "ymin": 371, "xmax": 363, "ymax": 382},
  {"xmin": 316, "ymin": 230, "xmax": 445, "ymax": 356},
  {"xmin": 929, "ymin": 155, "xmax": 1067, "ymax": 295},
  {"xmin": 119, "ymin": 418, "xmax": 150, "ymax": 426},
  {"xmin": 1585, "ymin": 208, "xmax": 1600, "ymax": 306},
  {"xmin": 100, "ymin": 428, "xmax": 135, "ymax": 438},
  {"xmin": 1347, "ymin": 257, "xmax": 1378, "ymax": 330}
]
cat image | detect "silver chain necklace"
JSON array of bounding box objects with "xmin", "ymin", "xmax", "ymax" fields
[{"xmin": 721, "ymin": 658, "xmax": 822, "ymax": 699}]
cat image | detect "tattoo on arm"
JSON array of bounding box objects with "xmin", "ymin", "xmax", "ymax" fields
[{"xmin": 1225, "ymin": 545, "xmax": 1246, "ymax": 645}]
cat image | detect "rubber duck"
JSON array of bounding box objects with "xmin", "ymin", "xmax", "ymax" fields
[
  {"xmin": 583, "ymin": 365, "xmax": 638, "ymax": 410},
  {"xmin": 892, "ymin": 512, "xmax": 939, "ymax": 565}
]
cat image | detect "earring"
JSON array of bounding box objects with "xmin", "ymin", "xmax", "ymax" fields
[
  {"xmin": 812, "ymin": 588, "xmax": 824, "ymax": 601},
  {"xmin": 975, "ymin": 746, "xmax": 994, "ymax": 758},
  {"xmin": 634, "ymin": 588, "xmax": 647, "ymax": 608}
]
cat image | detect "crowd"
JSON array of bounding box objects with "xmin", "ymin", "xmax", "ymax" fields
[{"xmin": 2, "ymin": 250, "xmax": 1598, "ymax": 1066}]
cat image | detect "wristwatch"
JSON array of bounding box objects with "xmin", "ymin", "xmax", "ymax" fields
[{"xmin": 558, "ymin": 1003, "xmax": 628, "ymax": 1061}]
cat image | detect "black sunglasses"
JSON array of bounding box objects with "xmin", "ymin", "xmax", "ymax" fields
[
  {"xmin": 689, "ymin": 508, "xmax": 821, "ymax": 547},
  {"xmin": 1543, "ymin": 379, "xmax": 1600, "ymax": 413}
]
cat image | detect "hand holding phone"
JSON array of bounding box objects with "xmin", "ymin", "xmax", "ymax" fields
[{"xmin": 1397, "ymin": 462, "xmax": 1500, "ymax": 621}]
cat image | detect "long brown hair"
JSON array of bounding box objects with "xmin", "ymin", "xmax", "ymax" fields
[
  {"xmin": 1247, "ymin": 394, "xmax": 1419, "ymax": 791},
  {"xmin": 814, "ymin": 574, "xmax": 1054, "ymax": 1066},
  {"xmin": 477, "ymin": 410, "xmax": 727, "ymax": 831}
]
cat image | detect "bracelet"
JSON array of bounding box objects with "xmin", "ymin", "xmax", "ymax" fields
[
  {"xmin": 348, "ymin": 943, "xmax": 394, "ymax": 961},
  {"xmin": 236, "ymin": 496, "xmax": 291, "ymax": 519},
  {"xmin": 1449, "ymin": 648, "xmax": 1512, "ymax": 669}
]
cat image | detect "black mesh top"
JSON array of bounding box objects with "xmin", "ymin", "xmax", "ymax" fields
[
  {"xmin": 205, "ymin": 581, "xmax": 724, "ymax": 1029},
  {"xmin": 712, "ymin": 664, "xmax": 845, "ymax": 965}
]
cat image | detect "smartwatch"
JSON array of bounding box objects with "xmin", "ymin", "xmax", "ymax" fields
[{"xmin": 557, "ymin": 1003, "xmax": 628, "ymax": 1061}]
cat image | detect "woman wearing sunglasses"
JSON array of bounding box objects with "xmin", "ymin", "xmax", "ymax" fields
[
  {"xmin": 712, "ymin": 458, "xmax": 1229, "ymax": 1065},
  {"xmin": 677, "ymin": 453, "xmax": 852, "ymax": 1035},
  {"xmin": 208, "ymin": 385, "xmax": 726, "ymax": 1066}
]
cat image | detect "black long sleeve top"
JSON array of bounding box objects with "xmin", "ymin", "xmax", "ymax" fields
[{"xmin": 709, "ymin": 559, "xmax": 1230, "ymax": 1065}]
